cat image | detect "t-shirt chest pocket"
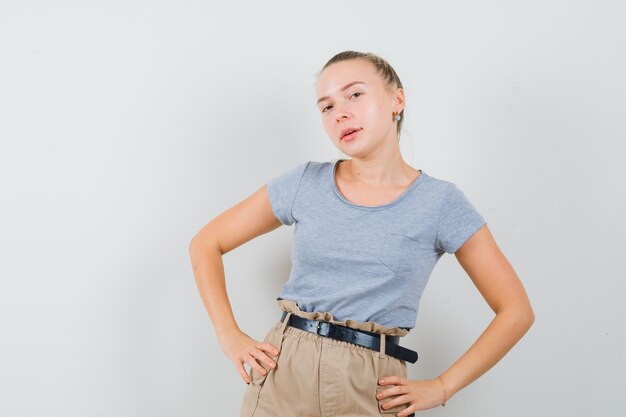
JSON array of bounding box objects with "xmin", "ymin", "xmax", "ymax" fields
[{"xmin": 377, "ymin": 232, "xmax": 422, "ymax": 273}]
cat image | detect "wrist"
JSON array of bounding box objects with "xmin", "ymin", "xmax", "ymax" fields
[
  {"xmin": 436, "ymin": 375, "xmax": 449, "ymax": 407},
  {"xmin": 216, "ymin": 323, "xmax": 240, "ymax": 340}
]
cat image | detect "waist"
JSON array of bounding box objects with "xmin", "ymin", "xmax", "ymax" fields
[{"xmin": 280, "ymin": 311, "xmax": 418, "ymax": 364}]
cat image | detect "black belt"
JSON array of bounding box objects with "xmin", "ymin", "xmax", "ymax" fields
[{"xmin": 280, "ymin": 311, "xmax": 418, "ymax": 364}]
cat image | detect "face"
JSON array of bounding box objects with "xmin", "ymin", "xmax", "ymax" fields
[{"xmin": 315, "ymin": 59, "xmax": 404, "ymax": 158}]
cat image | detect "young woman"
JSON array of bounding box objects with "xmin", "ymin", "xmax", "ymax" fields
[{"xmin": 189, "ymin": 51, "xmax": 535, "ymax": 417}]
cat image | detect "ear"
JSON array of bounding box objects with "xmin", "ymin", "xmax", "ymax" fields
[{"xmin": 392, "ymin": 88, "xmax": 405, "ymax": 113}]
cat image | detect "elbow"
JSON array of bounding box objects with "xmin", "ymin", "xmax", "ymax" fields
[
  {"xmin": 498, "ymin": 302, "xmax": 535, "ymax": 332},
  {"xmin": 519, "ymin": 310, "xmax": 535, "ymax": 335},
  {"xmin": 526, "ymin": 305, "xmax": 536, "ymax": 328},
  {"xmin": 516, "ymin": 303, "xmax": 535, "ymax": 333},
  {"xmin": 189, "ymin": 229, "xmax": 208, "ymax": 250},
  {"xmin": 189, "ymin": 234, "xmax": 223, "ymax": 257},
  {"xmin": 189, "ymin": 235, "xmax": 206, "ymax": 258},
  {"xmin": 523, "ymin": 295, "xmax": 536, "ymax": 328},
  {"xmin": 189, "ymin": 236, "xmax": 199, "ymax": 254}
]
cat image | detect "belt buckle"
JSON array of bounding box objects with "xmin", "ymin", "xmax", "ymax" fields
[
  {"xmin": 316, "ymin": 320, "xmax": 336, "ymax": 338},
  {"xmin": 313, "ymin": 320, "xmax": 330, "ymax": 337},
  {"xmin": 313, "ymin": 320, "xmax": 321, "ymax": 334}
]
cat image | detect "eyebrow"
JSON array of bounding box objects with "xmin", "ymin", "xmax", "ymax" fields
[{"xmin": 317, "ymin": 81, "xmax": 366, "ymax": 105}]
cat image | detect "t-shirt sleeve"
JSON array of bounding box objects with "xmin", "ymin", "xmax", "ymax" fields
[
  {"xmin": 266, "ymin": 161, "xmax": 310, "ymax": 226},
  {"xmin": 436, "ymin": 183, "xmax": 487, "ymax": 254}
]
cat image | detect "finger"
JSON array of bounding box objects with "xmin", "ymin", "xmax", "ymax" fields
[
  {"xmin": 397, "ymin": 404, "xmax": 417, "ymax": 417},
  {"xmin": 237, "ymin": 362, "xmax": 251, "ymax": 384},
  {"xmin": 391, "ymin": 393, "xmax": 411, "ymax": 410},
  {"xmin": 380, "ymin": 393, "xmax": 409, "ymax": 412},
  {"xmin": 379, "ymin": 375, "xmax": 398, "ymax": 385},
  {"xmin": 252, "ymin": 344, "xmax": 278, "ymax": 369},
  {"xmin": 258, "ymin": 342, "xmax": 280, "ymax": 356},
  {"xmin": 259, "ymin": 342, "xmax": 278, "ymax": 355},
  {"xmin": 380, "ymin": 398, "xmax": 397, "ymax": 411},
  {"xmin": 376, "ymin": 384, "xmax": 397, "ymax": 399},
  {"xmin": 247, "ymin": 352, "xmax": 271, "ymax": 376}
]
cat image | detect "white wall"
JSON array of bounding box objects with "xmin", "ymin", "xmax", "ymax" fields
[{"xmin": 1, "ymin": 1, "xmax": 623, "ymax": 416}]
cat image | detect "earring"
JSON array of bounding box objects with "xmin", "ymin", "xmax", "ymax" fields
[{"xmin": 394, "ymin": 112, "xmax": 401, "ymax": 122}]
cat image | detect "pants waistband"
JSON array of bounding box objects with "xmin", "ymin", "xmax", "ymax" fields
[{"xmin": 280, "ymin": 311, "xmax": 418, "ymax": 364}]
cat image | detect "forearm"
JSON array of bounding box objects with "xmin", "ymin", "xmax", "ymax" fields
[
  {"xmin": 438, "ymin": 307, "xmax": 534, "ymax": 400},
  {"xmin": 189, "ymin": 238, "xmax": 240, "ymax": 339}
]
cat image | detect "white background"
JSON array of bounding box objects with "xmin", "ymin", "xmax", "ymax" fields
[{"xmin": 1, "ymin": 1, "xmax": 623, "ymax": 416}]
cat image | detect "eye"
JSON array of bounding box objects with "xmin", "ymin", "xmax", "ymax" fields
[{"xmin": 321, "ymin": 92, "xmax": 361, "ymax": 113}]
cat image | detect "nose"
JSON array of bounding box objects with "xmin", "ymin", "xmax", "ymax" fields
[{"xmin": 334, "ymin": 102, "xmax": 351, "ymax": 122}]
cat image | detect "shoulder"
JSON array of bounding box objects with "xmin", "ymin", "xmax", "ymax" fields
[
  {"xmin": 275, "ymin": 159, "xmax": 330, "ymax": 173},
  {"xmin": 304, "ymin": 159, "xmax": 333, "ymax": 171},
  {"xmin": 290, "ymin": 159, "xmax": 336, "ymax": 179},
  {"xmin": 417, "ymin": 170, "xmax": 453, "ymax": 187},
  {"xmin": 414, "ymin": 171, "xmax": 481, "ymax": 214},
  {"xmin": 413, "ymin": 170, "xmax": 457, "ymax": 198},
  {"xmin": 266, "ymin": 160, "xmax": 332, "ymax": 189}
]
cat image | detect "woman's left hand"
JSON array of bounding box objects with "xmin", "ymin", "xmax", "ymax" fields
[{"xmin": 377, "ymin": 376, "xmax": 446, "ymax": 415}]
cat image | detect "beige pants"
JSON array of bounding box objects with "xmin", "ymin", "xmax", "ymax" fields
[{"xmin": 238, "ymin": 299, "xmax": 414, "ymax": 417}]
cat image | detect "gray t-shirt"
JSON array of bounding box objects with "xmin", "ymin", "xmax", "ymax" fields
[{"xmin": 266, "ymin": 159, "xmax": 487, "ymax": 330}]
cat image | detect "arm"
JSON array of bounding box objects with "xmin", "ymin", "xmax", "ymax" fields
[
  {"xmin": 188, "ymin": 184, "xmax": 284, "ymax": 383},
  {"xmin": 377, "ymin": 224, "xmax": 535, "ymax": 414},
  {"xmin": 437, "ymin": 224, "xmax": 535, "ymax": 401}
]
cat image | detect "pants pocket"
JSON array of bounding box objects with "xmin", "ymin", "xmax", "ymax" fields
[
  {"xmin": 238, "ymin": 381, "xmax": 263, "ymax": 417},
  {"xmin": 238, "ymin": 322, "xmax": 284, "ymax": 417},
  {"xmin": 250, "ymin": 322, "xmax": 285, "ymax": 384},
  {"xmin": 375, "ymin": 355, "xmax": 411, "ymax": 415},
  {"xmin": 376, "ymin": 384, "xmax": 408, "ymax": 415}
]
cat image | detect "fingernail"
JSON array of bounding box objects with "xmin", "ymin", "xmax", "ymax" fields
[{"xmin": 379, "ymin": 379, "xmax": 385, "ymax": 384}]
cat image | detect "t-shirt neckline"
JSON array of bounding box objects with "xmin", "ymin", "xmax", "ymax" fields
[{"xmin": 330, "ymin": 159, "xmax": 426, "ymax": 210}]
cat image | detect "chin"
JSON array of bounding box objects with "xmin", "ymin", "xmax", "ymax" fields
[{"xmin": 342, "ymin": 145, "xmax": 370, "ymax": 159}]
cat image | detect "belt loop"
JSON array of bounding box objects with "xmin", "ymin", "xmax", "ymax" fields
[
  {"xmin": 379, "ymin": 333, "xmax": 387, "ymax": 359},
  {"xmin": 279, "ymin": 312, "xmax": 292, "ymax": 334}
]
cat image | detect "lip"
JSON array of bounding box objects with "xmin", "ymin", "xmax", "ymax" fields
[{"xmin": 340, "ymin": 127, "xmax": 362, "ymax": 140}]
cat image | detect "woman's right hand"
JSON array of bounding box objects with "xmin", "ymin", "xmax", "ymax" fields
[{"xmin": 217, "ymin": 328, "xmax": 280, "ymax": 384}]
